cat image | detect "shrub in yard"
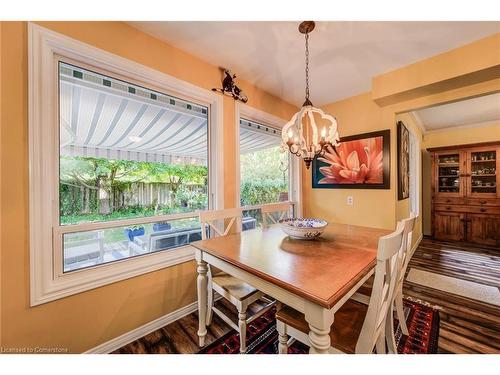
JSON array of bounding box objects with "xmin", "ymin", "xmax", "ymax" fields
[{"xmin": 240, "ymin": 179, "xmax": 287, "ymax": 206}]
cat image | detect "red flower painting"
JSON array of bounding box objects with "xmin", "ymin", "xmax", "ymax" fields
[{"xmin": 317, "ymin": 136, "xmax": 384, "ymax": 184}]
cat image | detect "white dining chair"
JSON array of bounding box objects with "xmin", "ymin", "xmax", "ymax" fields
[
  {"xmin": 199, "ymin": 208, "xmax": 275, "ymax": 353},
  {"xmin": 392, "ymin": 214, "xmax": 418, "ymax": 338},
  {"xmin": 276, "ymin": 222, "xmax": 405, "ymax": 354},
  {"xmin": 261, "ymin": 202, "xmax": 293, "ymax": 228},
  {"xmin": 351, "ymin": 214, "xmax": 417, "ymax": 353},
  {"xmin": 260, "ymin": 202, "xmax": 293, "ymax": 313}
]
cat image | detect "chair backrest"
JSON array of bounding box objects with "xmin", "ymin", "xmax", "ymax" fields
[
  {"xmin": 261, "ymin": 202, "xmax": 293, "ymax": 228},
  {"xmin": 355, "ymin": 222, "xmax": 405, "ymax": 353},
  {"xmin": 199, "ymin": 208, "xmax": 242, "ymax": 240},
  {"xmin": 397, "ymin": 214, "xmax": 417, "ymax": 286}
]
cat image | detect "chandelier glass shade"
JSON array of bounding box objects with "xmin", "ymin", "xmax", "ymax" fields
[{"xmin": 281, "ymin": 21, "xmax": 340, "ymax": 169}]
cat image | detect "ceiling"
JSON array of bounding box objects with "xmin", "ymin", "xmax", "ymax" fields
[
  {"xmin": 127, "ymin": 21, "xmax": 499, "ymax": 106},
  {"xmin": 411, "ymin": 93, "xmax": 500, "ymax": 132}
]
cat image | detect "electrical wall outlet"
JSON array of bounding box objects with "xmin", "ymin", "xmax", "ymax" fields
[{"xmin": 347, "ymin": 196, "xmax": 354, "ymax": 205}]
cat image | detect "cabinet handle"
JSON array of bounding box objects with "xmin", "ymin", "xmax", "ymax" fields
[
  {"xmin": 480, "ymin": 208, "xmax": 487, "ymax": 213},
  {"xmin": 446, "ymin": 206, "xmax": 451, "ymax": 210},
  {"xmin": 480, "ymin": 200, "xmax": 487, "ymax": 204},
  {"xmin": 446, "ymin": 199, "xmax": 451, "ymax": 203}
]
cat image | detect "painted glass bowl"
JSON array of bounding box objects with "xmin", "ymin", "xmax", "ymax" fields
[{"xmin": 278, "ymin": 218, "xmax": 328, "ymax": 239}]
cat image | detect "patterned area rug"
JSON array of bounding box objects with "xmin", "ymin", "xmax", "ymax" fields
[{"xmin": 199, "ymin": 299, "xmax": 440, "ymax": 354}]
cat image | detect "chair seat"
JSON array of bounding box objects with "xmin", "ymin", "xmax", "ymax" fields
[
  {"xmin": 212, "ymin": 273, "xmax": 260, "ymax": 301},
  {"xmin": 276, "ymin": 300, "xmax": 369, "ymax": 353}
]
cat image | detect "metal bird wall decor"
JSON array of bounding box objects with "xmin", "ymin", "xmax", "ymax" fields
[{"xmin": 212, "ymin": 69, "xmax": 248, "ymax": 103}]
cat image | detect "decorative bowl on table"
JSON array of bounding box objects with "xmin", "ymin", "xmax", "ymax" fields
[{"xmin": 278, "ymin": 218, "xmax": 328, "ymax": 239}]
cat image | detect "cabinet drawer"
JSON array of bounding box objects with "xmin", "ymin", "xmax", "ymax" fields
[
  {"xmin": 434, "ymin": 204, "xmax": 468, "ymax": 213},
  {"xmin": 466, "ymin": 198, "xmax": 500, "ymax": 207},
  {"xmin": 435, "ymin": 204, "xmax": 500, "ymax": 214},
  {"xmin": 433, "ymin": 197, "xmax": 466, "ymax": 205},
  {"xmin": 467, "ymin": 206, "xmax": 500, "ymax": 215}
]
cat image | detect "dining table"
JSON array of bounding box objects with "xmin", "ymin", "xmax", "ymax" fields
[{"xmin": 191, "ymin": 222, "xmax": 391, "ymax": 354}]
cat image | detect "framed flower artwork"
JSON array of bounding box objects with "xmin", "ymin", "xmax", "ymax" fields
[{"xmin": 312, "ymin": 129, "xmax": 390, "ymax": 189}]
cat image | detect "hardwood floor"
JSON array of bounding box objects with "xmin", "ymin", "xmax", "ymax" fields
[
  {"xmin": 403, "ymin": 238, "xmax": 500, "ymax": 354},
  {"xmin": 114, "ymin": 238, "xmax": 500, "ymax": 354},
  {"xmin": 113, "ymin": 299, "xmax": 264, "ymax": 354}
]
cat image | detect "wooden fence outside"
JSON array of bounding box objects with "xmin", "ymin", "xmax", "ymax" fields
[{"xmin": 62, "ymin": 182, "xmax": 207, "ymax": 213}]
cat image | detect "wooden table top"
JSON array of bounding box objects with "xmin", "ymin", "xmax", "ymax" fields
[{"xmin": 192, "ymin": 223, "xmax": 391, "ymax": 309}]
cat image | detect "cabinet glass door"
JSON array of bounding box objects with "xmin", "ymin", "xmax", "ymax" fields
[
  {"xmin": 469, "ymin": 149, "xmax": 497, "ymax": 196},
  {"xmin": 436, "ymin": 153, "xmax": 462, "ymax": 194}
]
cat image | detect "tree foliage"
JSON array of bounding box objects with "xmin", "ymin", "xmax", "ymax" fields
[
  {"xmin": 60, "ymin": 156, "xmax": 208, "ymax": 218},
  {"xmin": 240, "ymin": 146, "xmax": 288, "ymax": 206},
  {"xmin": 60, "ymin": 145, "xmax": 288, "ymax": 223}
]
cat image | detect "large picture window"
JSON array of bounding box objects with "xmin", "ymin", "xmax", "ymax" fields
[
  {"xmin": 59, "ymin": 62, "xmax": 209, "ymax": 272},
  {"xmin": 29, "ymin": 24, "xmax": 223, "ymax": 305}
]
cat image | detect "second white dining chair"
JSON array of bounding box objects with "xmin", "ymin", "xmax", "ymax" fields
[
  {"xmin": 261, "ymin": 201, "xmax": 293, "ymax": 228},
  {"xmin": 352, "ymin": 214, "xmax": 417, "ymax": 352},
  {"xmin": 276, "ymin": 222, "xmax": 405, "ymax": 354},
  {"xmin": 199, "ymin": 208, "xmax": 275, "ymax": 353}
]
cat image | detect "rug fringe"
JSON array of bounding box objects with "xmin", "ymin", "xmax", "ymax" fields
[{"xmin": 403, "ymin": 295, "xmax": 442, "ymax": 310}]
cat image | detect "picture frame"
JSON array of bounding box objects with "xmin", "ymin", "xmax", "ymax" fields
[
  {"xmin": 397, "ymin": 121, "xmax": 410, "ymax": 200},
  {"xmin": 312, "ymin": 129, "xmax": 390, "ymax": 189}
]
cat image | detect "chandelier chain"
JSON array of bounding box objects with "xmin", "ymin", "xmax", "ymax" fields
[
  {"xmin": 282, "ymin": 21, "xmax": 340, "ymax": 169},
  {"xmin": 305, "ymin": 32, "xmax": 310, "ymax": 101}
]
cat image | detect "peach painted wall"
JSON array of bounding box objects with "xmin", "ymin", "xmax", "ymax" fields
[
  {"xmin": 302, "ymin": 92, "xmax": 397, "ymax": 230},
  {"xmin": 423, "ymin": 123, "xmax": 500, "ymax": 149},
  {"xmin": 0, "ymin": 21, "xmax": 296, "ymax": 352},
  {"xmin": 372, "ymin": 33, "xmax": 500, "ymax": 105}
]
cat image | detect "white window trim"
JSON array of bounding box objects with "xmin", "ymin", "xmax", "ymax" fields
[
  {"xmin": 235, "ymin": 103, "xmax": 303, "ymax": 216},
  {"xmin": 28, "ymin": 23, "xmax": 224, "ymax": 306},
  {"xmin": 409, "ymin": 130, "xmax": 421, "ymax": 216}
]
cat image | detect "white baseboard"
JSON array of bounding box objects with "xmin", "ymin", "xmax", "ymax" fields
[
  {"xmin": 411, "ymin": 234, "xmax": 423, "ymax": 256},
  {"xmin": 86, "ymin": 293, "xmax": 223, "ymax": 354},
  {"xmin": 85, "ymin": 301, "xmax": 199, "ymax": 354}
]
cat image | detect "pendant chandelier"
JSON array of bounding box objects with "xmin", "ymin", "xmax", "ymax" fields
[{"xmin": 281, "ymin": 21, "xmax": 340, "ymax": 169}]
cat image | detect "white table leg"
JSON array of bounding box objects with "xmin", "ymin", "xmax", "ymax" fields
[
  {"xmin": 196, "ymin": 251, "xmax": 208, "ymax": 347},
  {"xmin": 238, "ymin": 305, "xmax": 248, "ymax": 354},
  {"xmin": 277, "ymin": 320, "xmax": 288, "ymax": 354},
  {"xmin": 308, "ymin": 324, "xmax": 331, "ymax": 354},
  {"xmin": 305, "ymin": 303, "xmax": 334, "ymax": 354}
]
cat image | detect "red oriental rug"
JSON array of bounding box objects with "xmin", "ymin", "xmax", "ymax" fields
[{"xmin": 198, "ymin": 299, "xmax": 440, "ymax": 354}]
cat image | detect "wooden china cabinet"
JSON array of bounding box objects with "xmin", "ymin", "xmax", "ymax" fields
[{"xmin": 430, "ymin": 142, "xmax": 500, "ymax": 247}]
